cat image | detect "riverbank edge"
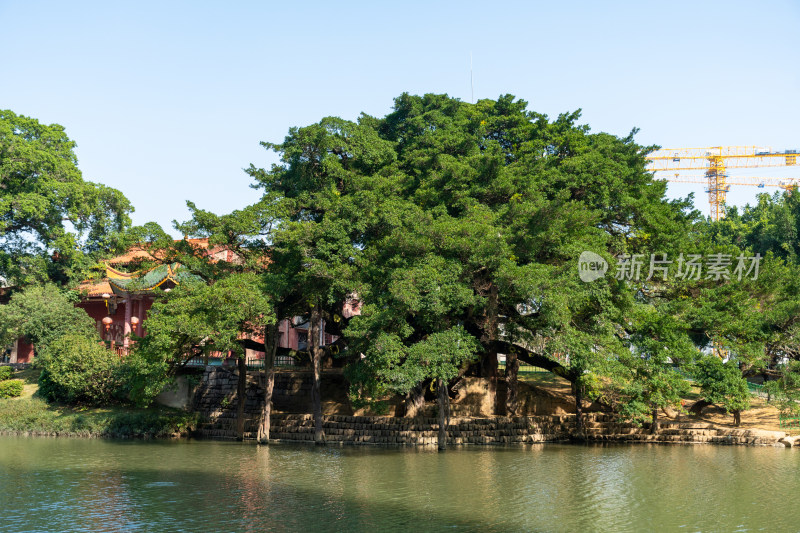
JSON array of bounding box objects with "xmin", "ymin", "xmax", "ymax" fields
[
  {"xmin": 197, "ymin": 412, "xmax": 797, "ymax": 448},
  {"xmin": 0, "ymin": 428, "xmax": 193, "ymax": 439},
  {"xmin": 0, "ymin": 413, "xmax": 793, "ymax": 447},
  {"xmin": 0, "ymin": 397, "xmax": 202, "ymax": 440}
]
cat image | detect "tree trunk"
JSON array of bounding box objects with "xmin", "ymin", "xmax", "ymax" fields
[
  {"xmin": 310, "ymin": 305, "xmax": 325, "ymax": 445},
  {"xmin": 485, "ymin": 284, "xmax": 499, "ymax": 415},
  {"xmin": 505, "ymin": 349, "xmax": 519, "ymax": 416},
  {"xmin": 257, "ymin": 322, "xmax": 279, "ymax": 444},
  {"xmin": 574, "ymin": 385, "xmax": 584, "ymax": 436},
  {"xmin": 404, "ymin": 382, "xmax": 425, "ymax": 418},
  {"xmin": 437, "ymin": 378, "xmax": 450, "ymax": 451},
  {"xmin": 236, "ymin": 354, "xmax": 247, "ymax": 440},
  {"xmin": 487, "ymin": 350, "xmax": 499, "ymax": 415},
  {"xmin": 733, "ymin": 409, "xmax": 741, "ymax": 427},
  {"xmin": 651, "ymin": 407, "xmax": 659, "ymax": 435}
]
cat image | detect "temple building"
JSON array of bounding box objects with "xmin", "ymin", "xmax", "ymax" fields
[
  {"xmin": 77, "ymin": 262, "xmax": 196, "ymax": 353},
  {"xmin": 4, "ymin": 238, "xmax": 347, "ymax": 365},
  {"xmin": 0, "ymin": 239, "xmax": 354, "ymax": 366}
]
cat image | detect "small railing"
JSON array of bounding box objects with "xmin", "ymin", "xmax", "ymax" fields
[
  {"xmin": 498, "ymin": 363, "xmax": 550, "ymax": 375},
  {"xmin": 276, "ymin": 354, "xmax": 297, "ymax": 367},
  {"xmin": 779, "ymin": 415, "xmax": 800, "ymax": 430},
  {"xmin": 246, "ymin": 357, "xmax": 264, "ymax": 369},
  {"xmin": 248, "ymin": 355, "xmax": 299, "ymax": 369},
  {"xmin": 747, "ymin": 382, "xmax": 769, "ymax": 399},
  {"xmin": 183, "ymin": 355, "xmax": 298, "ymax": 369},
  {"xmin": 114, "ymin": 346, "xmax": 128, "ymax": 357},
  {"xmin": 185, "ymin": 356, "xmax": 217, "ymax": 367}
]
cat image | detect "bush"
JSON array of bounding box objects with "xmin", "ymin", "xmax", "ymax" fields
[
  {"xmin": 37, "ymin": 334, "xmax": 125, "ymax": 405},
  {"xmin": 0, "ymin": 379, "xmax": 24, "ymax": 398},
  {"xmin": 0, "ymin": 366, "xmax": 13, "ymax": 381},
  {"xmin": 0, "ymin": 396, "xmax": 201, "ymax": 437}
]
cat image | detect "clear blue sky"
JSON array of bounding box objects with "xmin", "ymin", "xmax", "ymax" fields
[{"xmin": 2, "ymin": 0, "xmax": 798, "ymax": 232}]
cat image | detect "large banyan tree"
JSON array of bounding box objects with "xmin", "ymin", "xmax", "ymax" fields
[{"xmin": 199, "ymin": 92, "xmax": 701, "ymax": 442}]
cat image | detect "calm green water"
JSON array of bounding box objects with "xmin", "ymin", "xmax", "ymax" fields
[{"xmin": 0, "ymin": 437, "xmax": 798, "ymax": 532}]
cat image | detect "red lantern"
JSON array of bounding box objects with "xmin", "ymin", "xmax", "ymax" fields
[
  {"xmin": 130, "ymin": 316, "xmax": 139, "ymax": 333},
  {"xmin": 102, "ymin": 317, "xmax": 113, "ymax": 331}
]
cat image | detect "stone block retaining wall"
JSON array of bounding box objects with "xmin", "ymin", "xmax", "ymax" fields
[
  {"xmin": 195, "ymin": 411, "xmax": 789, "ymax": 447},
  {"xmin": 192, "ymin": 367, "xmax": 310, "ymax": 420},
  {"xmin": 190, "ymin": 367, "xmax": 790, "ymax": 446}
]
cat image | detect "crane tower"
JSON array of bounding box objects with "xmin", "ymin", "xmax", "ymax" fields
[{"xmin": 645, "ymin": 146, "xmax": 799, "ymax": 221}]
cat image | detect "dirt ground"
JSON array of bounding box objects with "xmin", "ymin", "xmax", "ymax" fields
[
  {"xmin": 521, "ymin": 373, "xmax": 786, "ymax": 433},
  {"xmin": 672, "ymin": 396, "xmax": 784, "ymax": 432}
]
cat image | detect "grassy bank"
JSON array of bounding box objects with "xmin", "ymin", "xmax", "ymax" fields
[{"xmin": 0, "ymin": 368, "xmax": 201, "ymax": 439}]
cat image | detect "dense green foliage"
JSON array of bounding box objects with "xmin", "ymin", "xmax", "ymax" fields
[
  {"xmin": 0, "ymin": 284, "xmax": 126, "ymax": 407},
  {"xmin": 0, "ymin": 379, "xmax": 23, "ymax": 398},
  {"xmin": 229, "ymin": 94, "xmax": 698, "ymax": 414},
  {"xmin": 0, "ymin": 110, "xmax": 133, "ymax": 286},
  {"xmin": 127, "ymin": 273, "xmax": 273, "ymax": 405},
  {"xmin": 0, "ymin": 284, "xmax": 97, "ymax": 352},
  {"xmin": 0, "ymin": 365, "xmax": 22, "ymax": 398},
  {"xmin": 12, "ymin": 96, "xmax": 800, "ymax": 430},
  {"xmin": 764, "ymin": 361, "xmax": 800, "ymax": 416},
  {"xmin": 37, "ymin": 334, "xmax": 124, "ymax": 405},
  {"xmin": 692, "ymin": 356, "xmax": 751, "ymax": 415},
  {"xmin": 172, "ymin": 92, "xmax": 800, "ymax": 428}
]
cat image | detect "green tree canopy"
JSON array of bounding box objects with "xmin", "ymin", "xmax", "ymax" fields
[
  {"xmin": 0, "ymin": 110, "xmax": 133, "ymax": 286},
  {"xmin": 692, "ymin": 355, "xmax": 751, "ymax": 425},
  {"xmin": 0, "ymin": 283, "xmax": 97, "ymax": 352},
  {"xmin": 126, "ymin": 272, "xmax": 274, "ymax": 404},
  {"xmin": 181, "ymin": 93, "xmax": 790, "ymax": 435},
  {"xmin": 225, "ymin": 93, "xmax": 702, "ymax": 430}
]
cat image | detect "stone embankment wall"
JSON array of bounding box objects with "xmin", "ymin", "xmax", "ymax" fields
[
  {"xmin": 190, "ymin": 367, "xmax": 791, "ymax": 446},
  {"xmin": 192, "ymin": 367, "xmax": 312, "ymax": 420},
  {"xmin": 263, "ymin": 413, "xmax": 789, "ymax": 446},
  {"xmin": 191, "ymin": 367, "xmax": 349, "ymax": 437},
  {"xmin": 268, "ymin": 414, "xmax": 569, "ymax": 444},
  {"xmin": 582, "ymin": 417, "xmax": 788, "ymax": 446}
]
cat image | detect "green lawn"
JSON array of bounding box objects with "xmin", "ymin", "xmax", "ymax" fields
[{"xmin": 0, "ymin": 368, "xmax": 200, "ymax": 438}]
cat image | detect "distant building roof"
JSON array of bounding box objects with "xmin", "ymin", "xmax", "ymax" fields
[
  {"xmin": 77, "ymin": 238, "xmax": 209, "ymax": 298},
  {"xmin": 107, "ymin": 263, "xmax": 199, "ymax": 295},
  {"xmin": 76, "ymin": 278, "xmax": 113, "ymax": 298}
]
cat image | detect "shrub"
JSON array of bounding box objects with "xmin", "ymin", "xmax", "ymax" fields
[
  {"xmin": 0, "ymin": 396, "xmax": 201, "ymax": 436},
  {"xmin": 37, "ymin": 333, "xmax": 124, "ymax": 405},
  {"xmin": 0, "ymin": 379, "xmax": 24, "ymax": 399},
  {"xmin": 0, "ymin": 366, "xmax": 13, "ymax": 381}
]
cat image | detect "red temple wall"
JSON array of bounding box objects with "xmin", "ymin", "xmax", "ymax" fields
[{"xmin": 16, "ymin": 338, "xmax": 34, "ymax": 363}]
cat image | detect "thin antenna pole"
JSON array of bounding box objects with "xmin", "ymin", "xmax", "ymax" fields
[{"xmin": 470, "ymin": 52, "xmax": 474, "ymax": 103}]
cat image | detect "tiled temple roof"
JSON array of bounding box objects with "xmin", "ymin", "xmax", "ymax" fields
[
  {"xmin": 77, "ymin": 238, "xmax": 209, "ymax": 298},
  {"xmin": 107, "ymin": 263, "xmax": 200, "ymax": 295}
]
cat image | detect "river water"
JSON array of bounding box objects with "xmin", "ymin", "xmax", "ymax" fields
[{"xmin": 0, "ymin": 436, "xmax": 797, "ymax": 532}]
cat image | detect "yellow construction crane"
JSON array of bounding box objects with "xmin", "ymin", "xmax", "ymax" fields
[{"xmin": 645, "ymin": 146, "xmax": 799, "ymax": 221}]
